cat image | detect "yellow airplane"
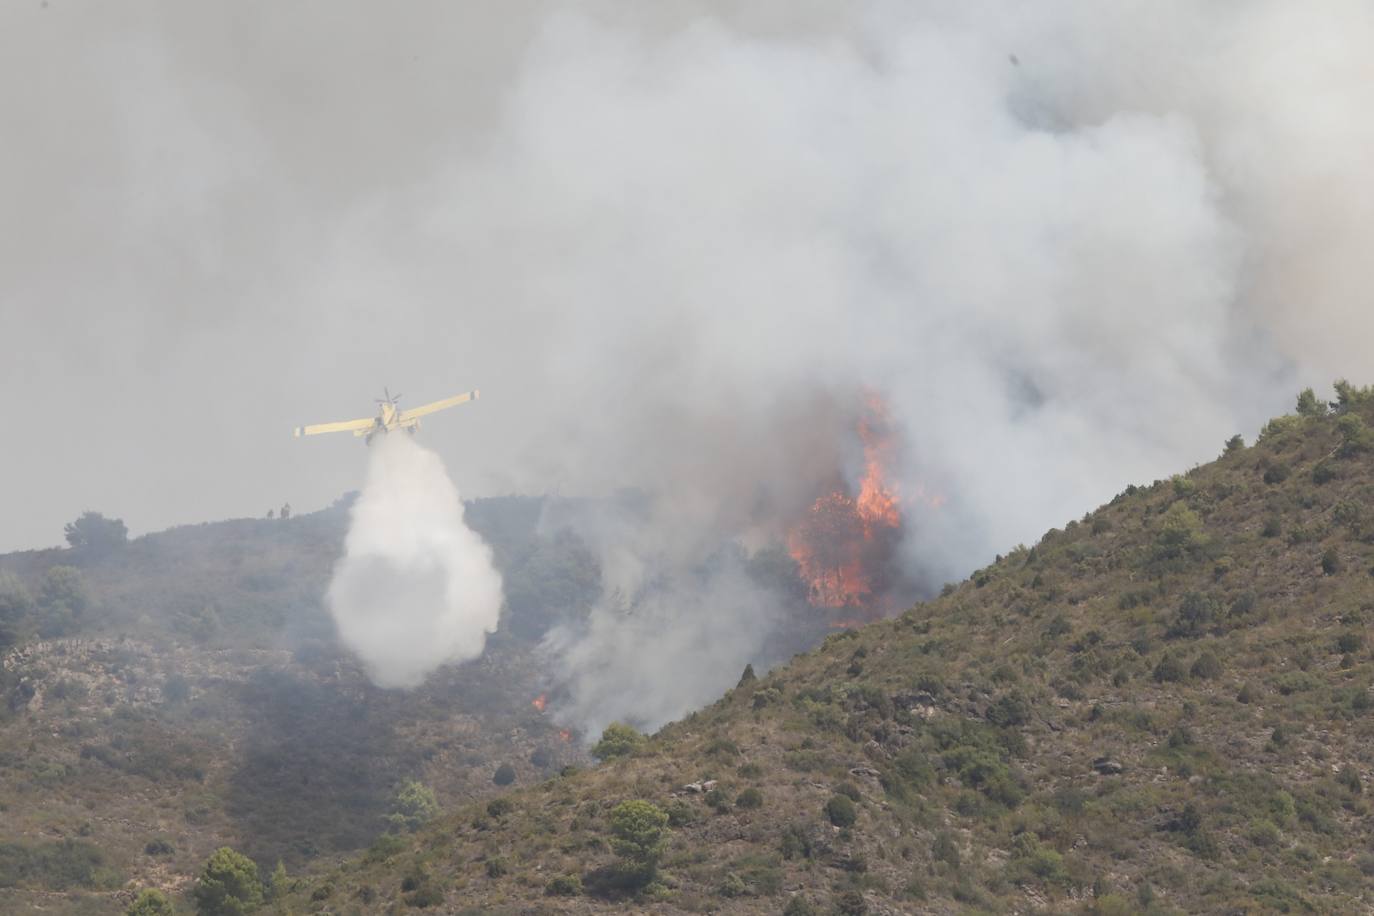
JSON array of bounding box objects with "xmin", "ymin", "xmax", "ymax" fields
[{"xmin": 293, "ymin": 387, "xmax": 479, "ymax": 444}]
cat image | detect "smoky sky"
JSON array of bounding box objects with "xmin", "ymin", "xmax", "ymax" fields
[{"xmin": 3, "ymin": 0, "xmax": 1372, "ymax": 580}]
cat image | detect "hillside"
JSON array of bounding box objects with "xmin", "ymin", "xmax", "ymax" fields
[
  {"xmin": 0, "ymin": 496, "xmax": 603, "ymax": 914},
  {"xmin": 278, "ymin": 386, "xmax": 1374, "ymax": 915}
]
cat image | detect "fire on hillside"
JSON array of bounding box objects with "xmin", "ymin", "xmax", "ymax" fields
[{"xmin": 786, "ymin": 394, "xmax": 931, "ymax": 620}]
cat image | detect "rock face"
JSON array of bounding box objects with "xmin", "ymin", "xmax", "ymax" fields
[
  {"xmin": 680, "ymin": 779, "xmax": 719, "ymax": 794},
  {"xmin": 1093, "ymin": 756, "xmax": 1125, "ymax": 775}
]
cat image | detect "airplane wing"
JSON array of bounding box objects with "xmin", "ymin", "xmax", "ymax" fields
[
  {"xmin": 293, "ymin": 417, "xmax": 375, "ymax": 438},
  {"xmin": 398, "ymin": 389, "xmax": 480, "ymax": 422}
]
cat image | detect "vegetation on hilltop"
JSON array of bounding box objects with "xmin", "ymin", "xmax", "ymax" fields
[{"xmin": 278, "ymin": 383, "xmax": 1374, "ymax": 914}]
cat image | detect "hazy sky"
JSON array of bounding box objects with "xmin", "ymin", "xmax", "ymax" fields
[{"xmin": 3, "ymin": 0, "xmax": 1371, "ymax": 561}]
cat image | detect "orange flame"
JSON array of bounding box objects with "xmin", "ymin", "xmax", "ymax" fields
[
  {"xmin": 558, "ymin": 729, "xmax": 572, "ymax": 743},
  {"xmin": 787, "ymin": 394, "xmax": 904, "ymax": 609},
  {"xmin": 531, "ymin": 693, "xmax": 548, "ymax": 713}
]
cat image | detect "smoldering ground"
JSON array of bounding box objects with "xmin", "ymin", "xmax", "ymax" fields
[{"xmin": 4, "ymin": 3, "xmax": 1373, "ymax": 731}]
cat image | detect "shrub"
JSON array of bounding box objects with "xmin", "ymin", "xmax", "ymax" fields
[
  {"xmin": 932, "ymin": 830, "xmax": 961, "ymax": 867},
  {"xmin": 126, "ymin": 888, "xmax": 175, "ymax": 916},
  {"xmin": 780, "ymin": 825, "xmax": 813, "ymax": 860},
  {"xmin": 387, "ymin": 780, "xmax": 440, "ymax": 832},
  {"xmin": 1007, "ymin": 833, "xmax": 1067, "ymax": 886},
  {"xmin": 143, "ymin": 838, "xmax": 175, "ymax": 856},
  {"xmin": 835, "ymin": 889, "xmax": 867, "ymax": 915},
  {"xmin": 486, "ymin": 797, "xmax": 514, "ymax": 818},
  {"xmin": 365, "ymin": 833, "xmax": 407, "ymax": 862},
  {"xmin": 38, "ymin": 566, "xmax": 89, "ymax": 615},
  {"xmin": 1333, "ymin": 379, "xmax": 1374, "ymax": 411},
  {"xmin": 736, "ymin": 787, "xmax": 763, "ymax": 809},
  {"xmin": 665, "ymin": 800, "xmax": 697, "ymax": 827},
  {"xmin": 1154, "ymin": 502, "xmax": 1208, "ymax": 561},
  {"xmin": 1263, "ymin": 462, "xmax": 1291, "ymax": 485},
  {"xmin": 545, "ymin": 874, "xmax": 582, "ymax": 896},
  {"xmin": 485, "ymin": 857, "xmax": 508, "ymax": 878},
  {"xmin": 1337, "ymin": 413, "xmax": 1374, "ymax": 457},
  {"xmin": 783, "ymin": 894, "xmax": 817, "ymax": 916},
  {"xmin": 192, "ymin": 847, "xmax": 263, "ymax": 916},
  {"xmin": 1224, "ymin": 434, "xmax": 1245, "ymax": 454},
  {"xmin": 704, "ymin": 787, "xmax": 732, "ymax": 813},
  {"xmin": 592, "ymin": 723, "xmax": 645, "ymax": 760},
  {"xmin": 608, "ymin": 800, "xmax": 669, "ymax": 886},
  {"xmin": 1248, "ymin": 819, "xmax": 1282, "ymax": 848},
  {"xmin": 266, "ymin": 860, "xmax": 289, "ymax": 900},
  {"xmin": 986, "ymin": 692, "xmax": 1031, "ymax": 728},
  {"xmin": 1169, "ymin": 592, "xmax": 1219, "ymax": 638},
  {"xmin": 0, "ymin": 839, "xmax": 112, "ymax": 890},
  {"xmin": 1153, "ymin": 653, "xmax": 1186, "ymax": 683},
  {"xmin": 718, "ymin": 871, "xmax": 747, "ymax": 897},
  {"xmin": 1322, "ymin": 548, "xmax": 1342, "ymax": 576},
  {"xmin": 0, "ymin": 573, "xmax": 32, "ymax": 627},
  {"xmin": 834, "ymin": 781, "xmax": 862, "ymax": 801},
  {"xmin": 824, "ymin": 794, "xmax": 857, "ymax": 828},
  {"xmin": 403, "ymin": 882, "xmax": 444, "ymax": 908},
  {"xmin": 492, "ymin": 763, "xmax": 516, "ymax": 786},
  {"xmin": 63, "ymin": 511, "xmax": 128, "ymax": 557},
  {"xmin": 1296, "ymin": 388, "xmax": 1326, "ymax": 417},
  {"xmin": 1190, "ymin": 652, "xmax": 1222, "ymax": 679}
]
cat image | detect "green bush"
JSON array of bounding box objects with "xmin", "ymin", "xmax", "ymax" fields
[
  {"xmin": 403, "ymin": 882, "xmax": 444, "ymax": 908},
  {"xmin": 986, "ymin": 691, "xmax": 1031, "ymax": 727},
  {"xmin": 783, "ymin": 894, "xmax": 817, "ymax": 915},
  {"xmin": 834, "ymin": 889, "xmax": 867, "ymax": 915},
  {"xmin": 718, "ymin": 871, "xmax": 747, "ymax": 897},
  {"xmin": 1190, "ymin": 651, "xmax": 1223, "ymax": 679},
  {"xmin": 1248, "ymin": 818, "xmax": 1282, "ymax": 848},
  {"xmin": 834, "ymin": 781, "xmax": 862, "ymax": 801},
  {"xmin": 493, "ymin": 763, "xmax": 516, "ymax": 786},
  {"xmin": 824, "ymin": 794, "xmax": 857, "ymax": 828},
  {"xmin": 704, "ymin": 787, "xmax": 732, "ymax": 813},
  {"xmin": 1154, "ymin": 503, "xmax": 1209, "ymax": 561},
  {"xmin": 1007, "ymin": 833, "xmax": 1068, "ymax": 886},
  {"xmin": 1153, "ymin": 653, "xmax": 1186, "ymax": 683},
  {"xmin": 1296, "ymin": 388, "xmax": 1326, "ymax": 417},
  {"xmin": 736, "ymin": 787, "xmax": 763, "ymax": 809},
  {"xmin": 608, "ymin": 800, "xmax": 669, "ymax": 886},
  {"xmin": 1337, "ymin": 414, "xmax": 1374, "ymax": 457},
  {"xmin": 665, "ymin": 800, "xmax": 698, "ymax": 827},
  {"xmin": 780, "ymin": 824, "xmax": 814, "ymax": 861},
  {"xmin": 592, "ymin": 723, "xmax": 645, "ymax": 760},
  {"xmin": 932, "ymin": 830, "xmax": 960, "ymax": 867},
  {"xmin": 387, "ymin": 780, "xmax": 440, "ymax": 832},
  {"xmin": 63, "ymin": 511, "xmax": 128, "ymax": 557},
  {"xmin": 266, "ymin": 860, "xmax": 289, "ymax": 901},
  {"xmin": 192, "ymin": 847, "xmax": 262, "ymax": 916},
  {"xmin": 1169, "ymin": 592, "xmax": 1219, "ymax": 638},
  {"xmin": 126, "ymin": 888, "xmax": 175, "ymax": 916},
  {"xmin": 486, "ymin": 797, "xmax": 514, "ymax": 818},
  {"xmin": 0, "ymin": 839, "xmax": 113, "ymax": 891},
  {"xmin": 545, "ymin": 874, "xmax": 582, "ymax": 896}
]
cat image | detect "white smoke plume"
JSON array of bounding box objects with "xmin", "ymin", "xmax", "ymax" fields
[{"xmin": 327, "ymin": 434, "xmax": 503, "ymax": 689}]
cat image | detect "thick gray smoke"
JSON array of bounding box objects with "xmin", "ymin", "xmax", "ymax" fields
[
  {"xmin": 4, "ymin": 3, "xmax": 1372, "ymax": 731},
  {"xmin": 327, "ymin": 435, "xmax": 502, "ymax": 689}
]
